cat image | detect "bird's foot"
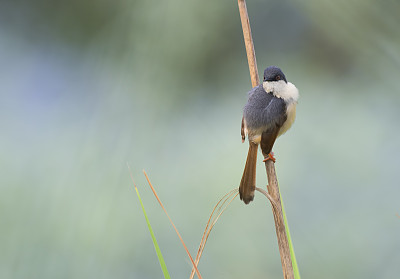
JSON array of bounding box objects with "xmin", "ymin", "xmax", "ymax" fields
[{"xmin": 263, "ymin": 152, "xmax": 276, "ymax": 163}]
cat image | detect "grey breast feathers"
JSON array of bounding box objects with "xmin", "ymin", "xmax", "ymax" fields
[{"xmin": 244, "ymin": 84, "xmax": 287, "ymax": 134}]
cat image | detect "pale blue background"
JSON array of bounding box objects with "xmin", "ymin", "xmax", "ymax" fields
[{"xmin": 1, "ymin": 0, "xmax": 399, "ymax": 278}]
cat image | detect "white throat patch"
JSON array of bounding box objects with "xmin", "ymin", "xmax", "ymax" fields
[{"xmin": 263, "ymin": 80, "xmax": 299, "ymax": 103}]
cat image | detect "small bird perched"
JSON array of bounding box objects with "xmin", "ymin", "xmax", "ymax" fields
[{"xmin": 239, "ymin": 66, "xmax": 299, "ymax": 204}]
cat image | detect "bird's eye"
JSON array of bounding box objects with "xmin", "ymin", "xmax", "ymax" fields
[{"xmin": 275, "ymin": 75, "xmax": 281, "ymax": 81}]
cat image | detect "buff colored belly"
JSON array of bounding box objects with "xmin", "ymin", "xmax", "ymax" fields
[{"xmin": 278, "ymin": 103, "xmax": 296, "ymax": 137}]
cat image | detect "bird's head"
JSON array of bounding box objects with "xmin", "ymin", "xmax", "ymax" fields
[{"xmin": 263, "ymin": 66, "xmax": 287, "ymax": 83}]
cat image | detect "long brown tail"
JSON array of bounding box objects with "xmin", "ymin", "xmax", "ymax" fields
[{"xmin": 239, "ymin": 141, "xmax": 258, "ymax": 204}]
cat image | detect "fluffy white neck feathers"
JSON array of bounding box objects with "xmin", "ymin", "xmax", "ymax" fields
[{"xmin": 263, "ymin": 80, "xmax": 299, "ymax": 103}]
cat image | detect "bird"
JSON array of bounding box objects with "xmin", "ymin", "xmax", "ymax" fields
[{"xmin": 239, "ymin": 66, "xmax": 299, "ymax": 204}]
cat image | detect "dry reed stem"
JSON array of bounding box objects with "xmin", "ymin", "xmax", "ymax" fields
[
  {"xmin": 142, "ymin": 171, "xmax": 203, "ymax": 279},
  {"xmin": 237, "ymin": 1, "xmax": 294, "ymax": 278},
  {"xmin": 189, "ymin": 190, "xmax": 239, "ymax": 279},
  {"xmin": 238, "ymin": 0, "xmax": 259, "ymax": 87}
]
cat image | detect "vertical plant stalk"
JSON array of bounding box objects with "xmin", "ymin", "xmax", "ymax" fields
[
  {"xmin": 237, "ymin": 1, "xmax": 294, "ymax": 278},
  {"xmin": 238, "ymin": 0, "xmax": 259, "ymax": 88},
  {"xmin": 265, "ymin": 162, "xmax": 294, "ymax": 279}
]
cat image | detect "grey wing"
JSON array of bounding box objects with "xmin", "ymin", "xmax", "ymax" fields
[
  {"xmin": 261, "ymin": 97, "xmax": 287, "ymax": 130},
  {"xmin": 259, "ymin": 97, "xmax": 287, "ymax": 156},
  {"xmin": 244, "ymin": 86, "xmax": 287, "ymax": 131},
  {"xmin": 242, "ymin": 85, "xmax": 263, "ymax": 140}
]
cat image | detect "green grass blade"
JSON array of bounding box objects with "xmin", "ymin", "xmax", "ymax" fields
[
  {"xmin": 280, "ymin": 193, "xmax": 301, "ymax": 279},
  {"xmin": 135, "ymin": 186, "xmax": 171, "ymax": 279}
]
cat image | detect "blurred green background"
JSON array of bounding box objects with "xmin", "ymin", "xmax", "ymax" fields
[{"xmin": 1, "ymin": 0, "xmax": 399, "ymax": 278}]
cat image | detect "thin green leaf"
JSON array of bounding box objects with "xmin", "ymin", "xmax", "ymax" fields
[
  {"xmin": 134, "ymin": 186, "xmax": 171, "ymax": 279},
  {"xmin": 143, "ymin": 171, "xmax": 203, "ymax": 279},
  {"xmin": 280, "ymin": 194, "xmax": 301, "ymax": 279},
  {"xmin": 127, "ymin": 164, "xmax": 171, "ymax": 279}
]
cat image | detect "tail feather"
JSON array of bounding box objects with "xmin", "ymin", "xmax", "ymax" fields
[{"xmin": 239, "ymin": 141, "xmax": 258, "ymax": 204}]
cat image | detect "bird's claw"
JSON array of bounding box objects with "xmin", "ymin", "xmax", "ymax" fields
[{"xmin": 263, "ymin": 152, "xmax": 276, "ymax": 163}]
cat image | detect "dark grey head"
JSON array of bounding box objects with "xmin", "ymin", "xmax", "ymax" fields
[{"xmin": 263, "ymin": 66, "xmax": 287, "ymax": 83}]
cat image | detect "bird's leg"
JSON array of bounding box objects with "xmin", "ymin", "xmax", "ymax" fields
[{"xmin": 263, "ymin": 152, "xmax": 276, "ymax": 163}]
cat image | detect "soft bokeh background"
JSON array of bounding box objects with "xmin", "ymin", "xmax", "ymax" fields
[{"xmin": 1, "ymin": 0, "xmax": 399, "ymax": 278}]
